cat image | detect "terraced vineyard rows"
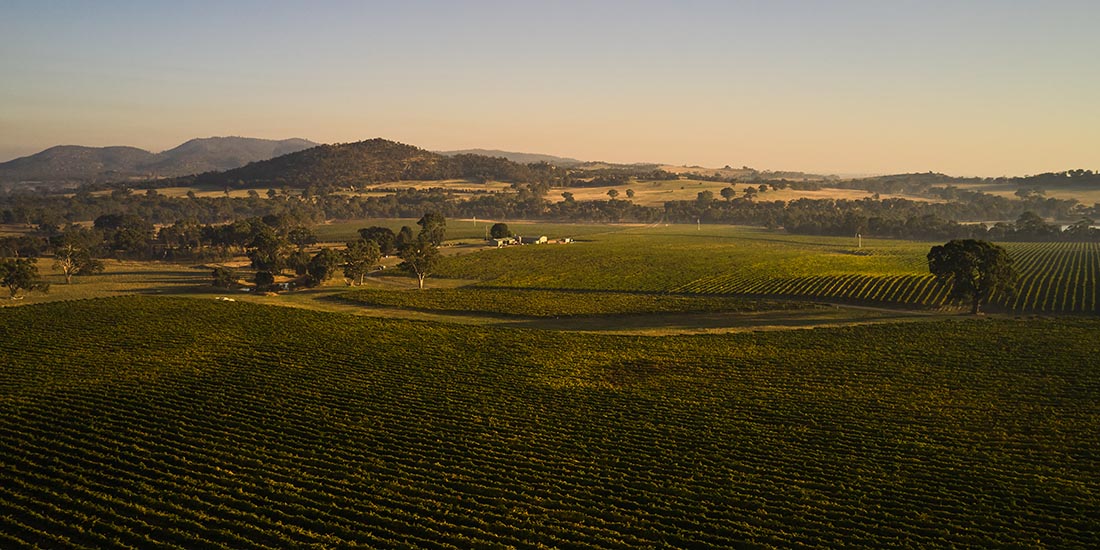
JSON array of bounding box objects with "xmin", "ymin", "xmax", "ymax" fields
[
  {"xmin": 1, "ymin": 297, "xmax": 1098, "ymax": 548},
  {"xmin": 673, "ymin": 242, "xmax": 1100, "ymax": 314}
]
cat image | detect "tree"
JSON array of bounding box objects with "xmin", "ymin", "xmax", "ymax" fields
[
  {"xmin": 625, "ymin": 189, "xmax": 635, "ymax": 199},
  {"xmin": 696, "ymin": 190, "xmax": 714, "ymax": 203},
  {"xmin": 254, "ymin": 270, "xmax": 275, "ymax": 291},
  {"xmin": 287, "ymin": 250, "xmax": 311, "ymax": 276},
  {"xmin": 607, "ymin": 189, "xmax": 620, "ymax": 199},
  {"xmin": 1, "ymin": 258, "xmax": 49, "ymax": 298},
  {"xmin": 720, "ymin": 186, "xmax": 736, "ymax": 201},
  {"xmin": 53, "ymin": 242, "xmax": 104, "ymax": 284},
  {"xmin": 212, "ymin": 266, "xmax": 237, "ymax": 288},
  {"xmin": 343, "ymin": 239, "xmax": 381, "ymax": 285},
  {"xmin": 395, "ymin": 225, "xmax": 416, "ymax": 250},
  {"xmin": 305, "ymin": 248, "xmax": 342, "ymax": 287},
  {"xmin": 928, "ymin": 239, "xmax": 1016, "ymax": 314},
  {"xmin": 247, "ymin": 226, "xmax": 290, "ymax": 273},
  {"xmin": 561, "ymin": 191, "xmax": 575, "ymax": 202},
  {"xmin": 417, "ymin": 212, "xmax": 447, "ymax": 246},
  {"xmin": 399, "ymin": 236, "xmax": 441, "ymax": 290},
  {"xmin": 489, "ymin": 222, "xmax": 511, "ymax": 239},
  {"xmin": 287, "ymin": 226, "xmax": 317, "ymax": 251},
  {"xmin": 358, "ymin": 226, "xmax": 397, "ymax": 255}
]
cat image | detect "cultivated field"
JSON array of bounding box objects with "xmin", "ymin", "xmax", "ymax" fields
[
  {"xmin": 340, "ymin": 287, "xmax": 818, "ymax": 318},
  {"xmin": 434, "ymin": 225, "xmax": 1100, "ymax": 314},
  {"xmin": 0, "ymin": 297, "xmax": 1096, "ymax": 548}
]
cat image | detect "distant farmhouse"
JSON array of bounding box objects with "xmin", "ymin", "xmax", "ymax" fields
[{"xmin": 490, "ymin": 234, "xmax": 571, "ymax": 247}]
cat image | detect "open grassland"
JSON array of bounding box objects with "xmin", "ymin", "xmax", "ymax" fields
[
  {"xmin": 436, "ymin": 225, "xmax": 1100, "ymax": 314},
  {"xmin": 548, "ymin": 179, "xmax": 934, "ymax": 207},
  {"xmin": 954, "ymin": 182, "xmax": 1100, "ymax": 206},
  {"xmin": 0, "ymin": 297, "xmax": 1096, "ymax": 548},
  {"xmin": 0, "ymin": 260, "xmax": 213, "ymax": 308}
]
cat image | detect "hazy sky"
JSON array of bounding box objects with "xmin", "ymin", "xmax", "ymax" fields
[{"xmin": 2, "ymin": 0, "xmax": 1097, "ymax": 175}]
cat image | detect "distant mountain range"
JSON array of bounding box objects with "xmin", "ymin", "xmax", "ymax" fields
[
  {"xmin": 436, "ymin": 149, "xmax": 584, "ymax": 167},
  {"xmin": 0, "ymin": 137, "xmax": 317, "ymax": 185}
]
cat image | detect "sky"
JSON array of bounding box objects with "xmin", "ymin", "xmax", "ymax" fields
[{"xmin": 1, "ymin": 0, "xmax": 1097, "ymax": 176}]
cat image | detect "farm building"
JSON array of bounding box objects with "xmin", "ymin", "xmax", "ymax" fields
[
  {"xmin": 492, "ymin": 237, "xmax": 517, "ymax": 247},
  {"xmin": 519, "ymin": 235, "xmax": 548, "ymax": 245}
]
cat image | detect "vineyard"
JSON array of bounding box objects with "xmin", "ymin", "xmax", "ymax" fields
[
  {"xmin": 0, "ymin": 297, "xmax": 1097, "ymax": 548},
  {"xmin": 674, "ymin": 242, "xmax": 1100, "ymax": 314},
  {"xmin": 340, "ymin": 287, "xmax": 817, "ymax": 318},
  {"xmin": 434, "ymin": 226, "xmax": 1100, "ymax": 315}
]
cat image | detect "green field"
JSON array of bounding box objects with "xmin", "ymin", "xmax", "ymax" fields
[
  {"xmin": 433, "ymin": 225, "xmax": 1100, "ymax": 314},
  {"xmin": 0, "ymin": 297, "xmax": 1097, "ymax": 548}
]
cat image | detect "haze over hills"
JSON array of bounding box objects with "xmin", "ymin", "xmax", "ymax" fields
[
  {"xmin": 437, "ymin": 148, "xmax": 584, "ymax": 167},
  {"xmin": 0, "ymin": 137, "xmax": 317, "ymax": 185}
]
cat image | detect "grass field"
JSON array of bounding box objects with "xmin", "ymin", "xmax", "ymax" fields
[
  {"xmin": 548, "ymin": 179, "xmax": 935, "ymax": 207},
  {"xmin": 433, "ymin": 225, "xmax": 1100, "ymax": 314},
  {"xmin": 954, "ymin": 181, "xmax": 1100, "ymax": 206},
  {"xmin": 0, "ymin": 297, "xmax": 1096, "ymax": 548}
]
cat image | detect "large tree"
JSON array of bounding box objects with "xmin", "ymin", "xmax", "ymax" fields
[
  {"xmin": 395, "ymin": 226, "xmax": 416, "ymax": 251},
  {"xmin": 928, "ymin": 239, "xmax": 1016, "ymax": 314},
  {"xmin": 358, "ymin": 226, "xmax": 397, "ymax": 255},
  {"xmin": 398, "ymin": 236, "xmax": 442, "ymax": 290},
  {"xmin": 417, "ymin": 212, "xmax": 447, "ymax": 246},
  {"xmin": 1, "ymin": 258, "xmax": 49, "ymax": 298},
  {"xmin": 247, "ymin": 226, "xmax": 290, "ymax": 274},
  {"xmin": 305, "ymin": 248, "xmax": 342, "ymax": 287},
  {"xmin": 343, "ymin": 239, "xmax": 381, "ymax": 286},
  {"xmin": 52, "ymin": 242, "xmax": 104, "ymax": 284},
  {"xmin": 489, "ymin": 222, "xmax": 511, "ymax": 239}
]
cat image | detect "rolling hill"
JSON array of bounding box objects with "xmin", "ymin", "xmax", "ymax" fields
[
  {"xmin": 185, "ymin": 138, "xmax": 547, "ymax": 189},
  {"xmin": 0, "ymin": 137, "xmax": 317, "ymax": 185},
  {"xmin": 438, "ymin": 148, "xmax": 584, "ymax": 167}
]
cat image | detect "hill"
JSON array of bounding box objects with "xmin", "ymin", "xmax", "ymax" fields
[
  {"xmin": 144, "ymin": 136, "xmax": 317, "ymax": 176},
  {"xmin": 186, "ymin": 138, "xmax": 548, "ymax": 189},
  {"xmin": 0, "ymin": 145, "xmax": 156, "ymax": 184},
  {"xmin": 0, "ymin": 137, "xmax": 317, "ymax": 185},
  {"xmin": 438, "ymin": 148, "xmax": 584, "ymax": 167},
  {"xmin": 0, "ymin": 296, "xmax": 1096, "ymax": 547}
]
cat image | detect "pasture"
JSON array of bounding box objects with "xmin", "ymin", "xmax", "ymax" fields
[
  {"xmin": 0, "ymin": 297, "xmax": 1096, "ymax": 548},
  {"xmin": 547, "ymin": 179, "xmax": 934, "ymax": 207}
]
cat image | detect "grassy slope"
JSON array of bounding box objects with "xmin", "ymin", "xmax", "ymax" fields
[{"xmin": 0, "ymin": 297, "xmax": 1097, "ymax": 548}]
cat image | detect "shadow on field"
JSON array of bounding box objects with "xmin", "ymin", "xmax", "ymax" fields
[{"xmin": 505, "ymin": 307, "xmax": 944, "ymax": 334}]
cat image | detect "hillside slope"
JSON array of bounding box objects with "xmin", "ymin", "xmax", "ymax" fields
[
  {"xmin": 0, "ymin": 137, "xmax": 317, "ymax": 185},
  {"xmin": 187, "ymin": 138, "xmax": 544, "ymax": 188},
  {"xmin": 438, "ymin": 148, "xmax": 584, "ymax": 167}
]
